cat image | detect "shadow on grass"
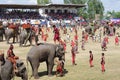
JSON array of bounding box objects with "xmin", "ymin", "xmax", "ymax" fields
[{"xmin": 38, "ymin": 69, "xmax": 68, "ymax": 77}]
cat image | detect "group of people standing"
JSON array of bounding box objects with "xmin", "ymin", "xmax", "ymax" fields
[{"xmin": 0, "ymin": 20, "xmax": 120, "ymax": 77}]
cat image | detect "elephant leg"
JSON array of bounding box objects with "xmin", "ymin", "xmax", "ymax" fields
[
  {"xmin": 19, "ymin": 38, "xmax": 23, "ymax": 47},
  {"xmin": 48, "ymin": 62, "xmax": 54, "ymax": 76},
  {"xmin": 16, "ymin": 36, "xmax": 18, "ymax": 43},
  {"xmin": 30, "ymin": 60, "xmax": 39, "ymax": 79},
  {"xmin": 46, "ymin": 61, "xmax": 49, "ymax": 74},
  {"xmin": 33, "ymin": 63, "xmax": 39, "ymax": 79},
  {"xmin": 13, "ymin": 36, "xmax": 15, "ymax": 43},
  {"xmin": 1, "ymin": 35, "xmax": 3, "ymax": 41},
  {"xmin": 28, "ymin": 37, "xmax": 32, "ymax": 46},
  {"xmin": 6, "ymin": 37, "xmax": 9, "ymax": 44}
]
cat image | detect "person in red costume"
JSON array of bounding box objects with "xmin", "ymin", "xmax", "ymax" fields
[
  {"xmin": 101, "ymin": 39, "xmax": 107, "ymax": 51},
  {"xmin": 32, "ymin": 25, "xmax": 39, "ymax": 45},
  {"xmin": 7, "ymin": 44, "xmax": 19, "ymax": 73},
  {"xmin": 89, "ymin": 51, "xmax": 94, "ymax": 67},
  {"xmin": 101, "ymin": 53, "xmax": 105, "ymax": 72},
  {"xmin": 104, "ymin": 35, "xmax": 109, "ymax": 44},
  {"xmin": 71, "ymin": 43, "xmax": 77, "ymax": 65},
  {"xmin": 53, "ymin": 25, "xmax": 60, "ymax": 44},
  {"xmin": 71, "ymin": 40, "xmax": 75, "ymax": 48},
  {"xmin": 115, "ymin": 35, "xmax": 119, "ymax": 45},
  {"xmin": 56, "ymin": 60, "xmax": 64, "ymax": 77}
]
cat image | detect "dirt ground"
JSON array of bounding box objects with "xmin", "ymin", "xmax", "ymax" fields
[{"xmin": 0, "ymin": 27, "xmax": 120, "ymax": 80}]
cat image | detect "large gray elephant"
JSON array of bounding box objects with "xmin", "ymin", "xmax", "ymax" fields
[
  {"xmin": 5, "ymin": 28, "xmax": 19, "ymax": 44},
  {"xmin": 0, "ymin": 21, "xmax": 5, "ymax": 41},
  {"xmin": 0, "ymin": 54, "xmax": 28, "ymax": 80},
  {"xmin": 26, "ymin": 43, "xmax": 65, "ymax": 79},
  {"xmin": 0, "ymin": 28, "xmax": 5, "ymax": 41},
  {"xmin": 19, "ymin": 29, "xmax": 35, "ymax": 47}
]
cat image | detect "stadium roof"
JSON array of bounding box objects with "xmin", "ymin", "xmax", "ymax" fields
[
  {"xmin": 0, "ymin": 4, "xmax": 44, "ymax": 9},
  {"xmin": 0, "ymin": 4, "xmax": 85, "ymax": 9},
  {"xmin": 46, "ymin": 4, "xmax": 86, "ymax": 8}
]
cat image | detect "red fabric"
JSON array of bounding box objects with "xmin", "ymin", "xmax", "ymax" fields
[
  {"xmin": 56, "ymin": 62, "xmax": 63, "ymax": 73},
  {"xmin": 85, "ymin": 34, "xmax": 88, "ymax": 42},
  {"xmin": 101, "ymin": 64, "xmax": 105, "ymax": 72},
  {"xmin": 102, "ymin": 40, "xmax": 106, "ymax": 48},
  {"xmin": 71, "ymin": 40, "xmax": 75, "ymax": 48},
  {"xmin": 57, "ymin": 65, "xmax": 62, "ymax": 73},
  {"xmin": 7, "ymin": 49, "xmax": 18, "ymax": 64},
  {"xmin": 71, "ymin": 47, "xmax": 76, "ymax": 65},
  {"xmin": 43, "ymin": 34, "xmax": 48, "ymax": 41},
  {"xmin": 72, "ymin": 53, "xmax": 75, "ymax": 64},
  {"xmin": 115, "ymin": 36, "xmax": 119, "ymax": 44},
  {"xmin": 22, "ymin": 23, "xmax": 30, "ymax": 29},
  {"xmin": 54, "ymin": 27, "xmax": 60, "ymax": 42},
  {"xmin": 7, "ymin": 49, "xmax": 15, "ymax": 58},
  {"xmin": 89, "ymin": 53, "xmax": 93, "ymax": 66},
  {"xmin": 104, "ymin": 37, "xmax": 109, "ymax": 44},
  {"xmin": 9, "ymin": 23, "xmax": 16, "ymax": 29},
  {"xmin": 74, "ymin": 35, "xmax": 78, "ymax": 41},
  {"xmin": 101, "ymin": 56, "xmax": 105, "ymax": 71}
]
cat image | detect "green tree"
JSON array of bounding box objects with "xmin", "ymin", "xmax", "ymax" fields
[
  {"xmin": 64, "ymin": 0, "xmax": 104, "ymax": 19},
  {"xmin": 37, "ymin": 0, "xmax": 49, "ymax": 5},
  {"xmin": 107, "ymin": 11, "xmax": 120, "ymax": 19},
  {"xmin": 87, "ymin": 0, "xmax": 104, "ymax": 19},
  {"xmin": 114, "ymin": 12, "xmax": 120, "ymax": 18}
]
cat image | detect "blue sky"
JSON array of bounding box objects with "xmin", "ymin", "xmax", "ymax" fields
[
  {"xmin": 101, "ymin": 0, "xmax": 120, "ymax": 12},
  {"xmin": 0, "ymin": 0, "xmax": 120, "ymax": 12}
]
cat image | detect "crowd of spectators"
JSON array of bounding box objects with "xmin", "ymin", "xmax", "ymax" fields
[
  {"xmin": 0, "ymin": 9, "xmax": 78, "ymax": 20},
  {"xmin": 0, "ymin": 10, "xmax": 42, "ymax": 19},
  {"xmin": 47, "ymin": 12, "xmax": 77, "ymax": 20}
]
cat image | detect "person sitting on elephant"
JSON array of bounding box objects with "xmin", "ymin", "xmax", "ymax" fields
[
  {"xmin": 7, "ymin": 44, "xmax": 19, "ymax": 73},
  {"xmin": 22, "ymin": 23, "xmax": 32, "ymax": 45},
  {"xmin": 22, "ymin": 23, "xmax": 31, "ymax": 33},
  {"xmin": 56, "ymin": 60, "xmax": 64, "ymax": 77},
  {"xmin": 8, "ymin": 23, "xmax": 17, "ymax": 36}
]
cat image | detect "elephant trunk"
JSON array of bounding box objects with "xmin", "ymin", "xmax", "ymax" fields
[
  {"xmin": 61, "ymin": 54, "xmax": 65, "ymax": 61},
  {"xmin": 22, "ymin": 71, "xmax": 28, "ymax": 80}
]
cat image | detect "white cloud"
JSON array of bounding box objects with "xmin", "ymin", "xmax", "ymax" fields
[
  {"xmin": 7, "ymin": 0, "xmax": 14, "ymax": 3},
  {"xmin": 0, "ymin": 0, "xmax": 37, "ymax": 4},
  {"xmin": 101, "ymin": 0, "xmax": 120, "ymax": 12},
  {"xmin": 29, "ymin": 0, "xmax": 37, "ymax": 4}
]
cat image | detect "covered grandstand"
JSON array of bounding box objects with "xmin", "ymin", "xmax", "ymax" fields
[{"xmin": 0, "ymin": 3, "xmax": 85, "ymax": 25}]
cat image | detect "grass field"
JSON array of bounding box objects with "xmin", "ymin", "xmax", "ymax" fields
[{"xmin": 0, "ymin": 27, "xmax": 120, "ymax": 80}]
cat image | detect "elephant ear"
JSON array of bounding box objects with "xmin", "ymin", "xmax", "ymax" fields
[{"xmin": 55, "ymin": 45, "xmax": 64, "ymax": 57}]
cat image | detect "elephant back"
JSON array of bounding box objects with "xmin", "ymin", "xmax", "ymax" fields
[
  {"xmin": 22, "ymin": 29, "xmax": 27, "ymax": 35},
  {"xmin": 0, "ymin": 60, "xmax": 13, "ymax": 80},
  {"xmin": 5, "ymin": 29, "xmax": 14, "ymax": 35},
  {"xmin": 0, "ymin": 59, "xmax": 28, "ymax": 80}
]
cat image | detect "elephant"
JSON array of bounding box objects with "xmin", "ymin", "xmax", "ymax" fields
[
  {"xmin": 5, "ymin": 28, "xmax": 19, "ymax": 44},
  {"xmin": 0, "ymin": 54, "xmax": 28, "ymax": 80},
  {"xmin": 26, "ymin": 43, "xmax": 65, "ymax": 79},
  {"xmin": 0, "ymin": 27, "xmax": 5, "ymax": 41},
  {"xmin": 0, "ymin": 21, "xmax": 5, "ymax": 41},
  {"xmin": 19, "ymin": 29, "xmax": 35, "ymax": 47}
]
